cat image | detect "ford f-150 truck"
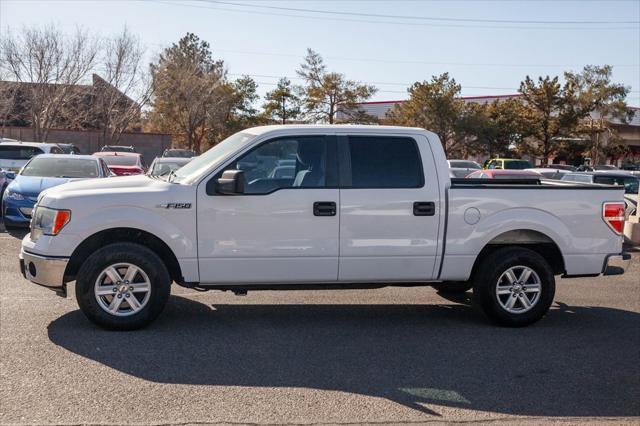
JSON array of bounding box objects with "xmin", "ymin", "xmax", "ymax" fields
[{"xmin": 19, "ymin": 125, "xmax": 630, "ymax": 330}]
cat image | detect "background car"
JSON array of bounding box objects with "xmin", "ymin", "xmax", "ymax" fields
[
  {"xmin": 525, "ymin": 167, "xmax": 570, "ymax": 180},
  {"xmin": 162, "ymin": 148, "xmax": 196, "ymax": 158},
  {"xmin": 100, "ymin": 145, "xmax": 136, "ymax": 153},
  {"xmin": 57, "ymin": 143, "xmax": 81, "ymax": 155},
  {"xmin": 592, "ymin": 164, "xmax": 619, "ymax": 171},
  {"xmin": 561, "ymin": 171, "xmax": 639, "ymax": 217},
  {"xmin": 147, "ymin": 157, "xmax": 192, "ymax": 177},
  {"xmin": 466, "ymin": 169, "xmax": 543, "ymax": 179},
  {"xmin": 547, "ymin": 164, "xmax": 577, "ymax": 172},
  {"xmin": 2, "ymin": 154, "xmax": 110, "ymax": 229},
  {"xmin": 448, "ymin": 159, "xmax": 482, "ymax": 178},
  {"xmin": 484, "ymin": 158, "xmax": 533, "ymax": 170},
  {"xmin": 94, "ymin": 151, "xmax": 145, "ymax": 176},
  {"xmin": 0, "ymin": 141, "xmax": 64, "ymax": 179}
]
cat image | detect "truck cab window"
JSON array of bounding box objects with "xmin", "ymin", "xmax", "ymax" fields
[
  {"xmin": 223, "ymin": 136, "xmax": 328, "ymax": 194},
  {"xmin": 347, "ymin": 136, "xmax": 423, "ymax": 188}
]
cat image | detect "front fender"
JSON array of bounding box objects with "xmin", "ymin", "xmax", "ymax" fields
[{"xmin": 25, "ymin": 205, "xmax": 197, "ymax": 261}]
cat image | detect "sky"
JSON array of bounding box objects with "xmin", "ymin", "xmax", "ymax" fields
[{"xmin": 1, "ymin": 0, "xmax": 639, "ymax": 105}]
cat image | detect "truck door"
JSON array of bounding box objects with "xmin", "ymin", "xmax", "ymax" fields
[
  {"xmin": 338, "ymin": 134, "xmax": 441, "ymax": 281},
  {"xmin": 196, "ymin": 135, "xmax": 339, "ymax": 284}
]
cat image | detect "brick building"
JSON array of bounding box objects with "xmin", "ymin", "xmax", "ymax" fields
[{"xmin": 0, "ymin": 75, "xmax": 171, "ymax": 161}]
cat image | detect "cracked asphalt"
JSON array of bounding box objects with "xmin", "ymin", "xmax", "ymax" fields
[{"xmin": 1, "ymin": 226, "xmax": 639, "ymax": 425}]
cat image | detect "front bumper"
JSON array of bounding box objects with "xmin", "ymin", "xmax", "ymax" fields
[
  {"xmin": 602, "ymin": 252, "xmax": 632, "ymax": 276},
  {"xmin": 3, "ymin": 197, "xmax": 35, "ymax": 226},
  {"xmin": 19, "ymin": 248, "xmax": 69, "ymax": 296}
]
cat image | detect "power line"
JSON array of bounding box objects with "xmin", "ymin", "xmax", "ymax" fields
[
  {"xmin": 217, "ymin": 48, "xmax": 640, "ymax": 69},
  {"xmin": 204, "ymin": 0, "xmax": 640, "ymax": 25},
  {"xmin": 158, "ymin": 1, "xmax": 640, "ymax": 31}
]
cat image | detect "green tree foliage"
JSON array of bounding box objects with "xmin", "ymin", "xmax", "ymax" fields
[
  {"xmin": 148, "ymin": 33, "xmax": 227, "ymax": 153},
  {"xmin": 262, "ymin": 77, "xmax": 301, "ymax": 124},
  {"xmin": 475, "ymin": 98, "xmax": 529, "ymax": 158},
  {"xmin": 518, "ymin": 75, "xmax": 580, "ymax": 164},
  {"xmin": 386, "ymin": 73, "xmax": 481, "ymax": 157},
  {"xmin": 148, "ymin": 34, "xmax": 262, "ymax": 152},
  {"xmin": 296, "ymin": 49, "xmax": 377, "ymax": 124},
  {"xmin": 564, "ymin": 65, "xmax": 630, "ymax": 163}
]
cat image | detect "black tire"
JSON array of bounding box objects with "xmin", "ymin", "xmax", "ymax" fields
[
  {"xmin": 75, "ymin": 242, "xmax": 171, "ymax": 330},
  {"xmin": 432, "ymin": 281, "xmax": 474, "ymax": 294},
  {"xmin": 473, "ymin": 246, "xmax": 555, "ymax": 327},
  {"xmin": 0, "ymin": 185, "xmax": 6, "ymax": 217}
]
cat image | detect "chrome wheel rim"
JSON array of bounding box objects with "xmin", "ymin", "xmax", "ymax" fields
[
  {"xmin": 94, "ymin": 263, "xmax": 151, "ymax": 317},
  {"xmin": 496, "ymin": 265, "xmax": 541, "ymax": 314}
]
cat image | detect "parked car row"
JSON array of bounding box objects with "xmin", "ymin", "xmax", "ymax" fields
[
  {"xmin": 448, "ymin": 158, "xmax": 639, "ymax": 219},
  {"xmin": 1, "ymin": 139, "xmax": 197, "ymax": 229}
]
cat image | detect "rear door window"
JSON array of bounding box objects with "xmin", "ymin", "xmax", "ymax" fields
[{"xmin": 345, "ymin": 136, "xmax": 423, "ymax": 188}]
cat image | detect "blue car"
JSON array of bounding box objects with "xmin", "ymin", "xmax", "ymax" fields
[{"xmin": 2, "ymin": 154, "xmax": 111, "ymax": 229}]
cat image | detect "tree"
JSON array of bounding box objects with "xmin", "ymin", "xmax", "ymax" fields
[
  {"xmin": 213, "ymin": 75, "xmax": 263, "ymax": 141},
  {"xmin": 148, "ymin": 33, "xmax": 228, "ymax": 153},
  {"xmin": 518, "ymin": 75, "xmax": 579, "ymax": 164},
  {"xmin": 386, "ymin": 73, "xmax": 479, "ymax": 157},
  {"xmin": 564, "ymin": 65, "xmax": 631, "ymax": 164},
  {"xmin": 93, "ymin": 27, "xmax": 151, "ymax": 144},
  {"xmin": 262, "ymin": 77, "xmax": 301, "ymax": 124},
  {"xmin": 0, "ymin": 25, "xmax": 99, "ymax": 141},
  {"xmin": 296, "ymin": 49, "xmax": 376, "ymax": 123},
  {"xmin": 476, "ymin": 98, "xmax": 529, "ymax": 158}
]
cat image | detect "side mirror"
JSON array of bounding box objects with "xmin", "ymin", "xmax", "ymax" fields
[
  {"xmin": 5, "ymin": 171, "xmax": 16, "ymax": 180},
  {"xmin": 210, "ymin": 169, "xmax": 245, "ymax": 195}
]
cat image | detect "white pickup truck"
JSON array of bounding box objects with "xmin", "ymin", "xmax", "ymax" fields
[{"xmin": 20, "ymin": 125, "xmax": 630, "ymax": 330}]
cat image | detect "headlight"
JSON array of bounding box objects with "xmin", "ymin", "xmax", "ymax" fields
[
  {"xmin": 6, "ymin": 190, "xmax": 25, "ymax": 200},
  {"xmin": 31, "ymin": 206, "xmax": 71, "ymax": 237}
]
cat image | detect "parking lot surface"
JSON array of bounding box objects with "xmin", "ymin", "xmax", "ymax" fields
[{"xmin": 1, "ymin": 226, "xmax": 639, "ymax": 425}]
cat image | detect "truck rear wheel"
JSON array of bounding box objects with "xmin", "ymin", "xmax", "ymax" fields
[
  {"xmin": 473, "ymin": 247, "xmax": 555, "ymax": 327},
  {"xmin": 75, "ymin": 242, "xmax": 171, "ymax": 330}
]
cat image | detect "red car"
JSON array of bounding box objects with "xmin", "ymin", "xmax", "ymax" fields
[
  {"xmin": 94, "ymin": 152, "xmax": 145, "ymax": 176},
  {"xmin": 466, "ymin": 169, "xmax": 543, "ymax": 179}
]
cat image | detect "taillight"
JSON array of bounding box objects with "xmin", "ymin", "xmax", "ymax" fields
[{"xmin": 602, "ymin": 202, "xmax": 626, "ymax": 235}]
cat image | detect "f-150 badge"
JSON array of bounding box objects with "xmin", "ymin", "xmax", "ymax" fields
[{"xmin": 157, "ymin": 203, "xmax": 192, "ymax": 209}]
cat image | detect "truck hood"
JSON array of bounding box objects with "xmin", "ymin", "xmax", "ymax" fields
[{"xmin": 38, "ymin": 175, "xmax": 179, "ymax": 207}]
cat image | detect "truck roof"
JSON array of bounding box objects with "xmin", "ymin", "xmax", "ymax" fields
[{"xmin": 243, "ymin": 124, "xmax": 428, "ymax": 136}]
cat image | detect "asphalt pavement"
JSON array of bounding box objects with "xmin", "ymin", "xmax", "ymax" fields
[{"xmin": 1, "ymin": 225, "xmax": 639, "ymax": 425}]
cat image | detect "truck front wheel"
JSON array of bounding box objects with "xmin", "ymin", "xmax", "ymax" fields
[
  {"xmin": 473, "ymin": 247, "xmax": 555, "ymax": 327},
  {"xmin": 75, "ymin": 242, "xmax": 171, "ymax": 330}
]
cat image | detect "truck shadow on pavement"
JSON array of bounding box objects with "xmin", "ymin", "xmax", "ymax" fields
[{"xmin": 47, "ymin": 295, "xmax": 640, "ymax": 418}]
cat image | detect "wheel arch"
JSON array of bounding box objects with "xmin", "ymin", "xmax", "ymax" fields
[
  {"xmin": 64, "ymin": 227, "xmax": 184, "ymax": 284},
  {"xmin": 469, "ymin": 229, "xmax": 566, "ymax": 281}
]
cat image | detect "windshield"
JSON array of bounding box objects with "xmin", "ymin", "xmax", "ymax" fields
[
  {"xmin": 21, "ymin": 157, "xmax": 99, "ymax": 178},
  {"xmin": 101, "ymin": 155, "xmax": 139, "ymax": 166},
  {"xmin": 164, "ymin": 149, "xmax": 195, "ymax": 158},
  {"xmin": 102, "ymin": 146, "xmax": 134, "ymax": 153},
  {"xmin": 449, "ymin": 160, "xmax": 480, "ymax": 169},
  {"xmin": 504, "ymin": 160, "xmax": 533, "ymax": 170},
  {"xmin": 593, "ymin": 176, "xmax": 639, "ymax": 194},
  {"xmin": 172, "ymin": 132, "xmax": 255, "ymax": 184},
  {"xmin": 0, "ymin": 145, "xmax": 44, "ymax": 160},
  {"xmin": 150, "ymin": 160, "xmax": 188, "ymax": 176}
]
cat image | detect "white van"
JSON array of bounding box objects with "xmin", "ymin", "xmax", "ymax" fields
[{"xmin": 0, "ymin": 141, "xmax": 64, "ymax": 178}]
